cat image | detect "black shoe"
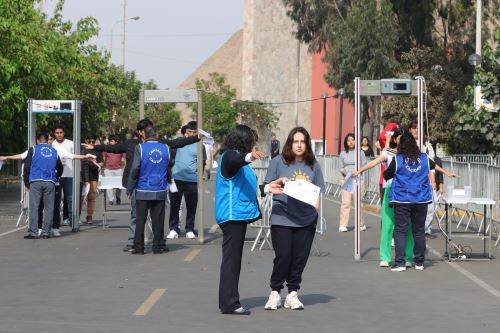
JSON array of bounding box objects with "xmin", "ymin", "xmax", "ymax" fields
[
  {"xmin": 130, "ymin": 249, "xmax": 144, "ymax": 255},
  {"xmin": 222, "ymin": 307, "xmax": 251, "ymax": 315},
  {"xmin": 153, "ymin": 247, "xmax": 169, "ymax": 254},
  {"xmin": 123, "ymin": 245, "xmax": 133, "ymax": 252},
  {"xmin": 41, "ymin": 234, "xmax": 50, "ymax": 239},
  {"xmin": 116, "ymin": 198, "xmax": 121, "ymax": 205},
  {"xmin": 24, "ymin": 234, "xmax": 38, "ymax": 239}
]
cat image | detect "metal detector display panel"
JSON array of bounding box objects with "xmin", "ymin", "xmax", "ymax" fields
[
  {"xmin": 144, "ymin": 90, "xmax": 198, "ymax": 103},
  {"xmin": 31, "ymin": 100, "xmax": 76, "ymax": 113}
]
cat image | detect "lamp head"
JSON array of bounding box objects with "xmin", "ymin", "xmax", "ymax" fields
[{"xmin": 468, "ymin": 53, "xmax": 482, "ymax": 66}]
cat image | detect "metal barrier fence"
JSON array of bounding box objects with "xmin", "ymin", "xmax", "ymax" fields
[{"xmin": 442, "ymin": 154, "xmax": 499, "ymax": 166}]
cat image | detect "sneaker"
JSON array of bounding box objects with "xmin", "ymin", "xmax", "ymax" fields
[
  {"xmin": 86, "ymin": 216, "xmax": 93, "ymax": 224},
  {"xmin": 390, "ymin": 265, "xmax": 406, "ymax": 272},
  {"xmin": 264, "ymin": 291, "xmax": 281, "ymax": 310},
  {"xmin": 339, "ymin": 226, "xmax": 348, "ymax": 232},
  {"xmin": 123, "ymin": 244, "xmax": 133, "ymax": 252},
  {"xmin": 41, "ymin": 234, "xmax": 50, "ymax": 239},
  {"xmin": 379, "ymin": 261, "xmax": 389, "ymax": 267},
  {"xmin": 62, "ymin": 219, "xmax": 70, "ymax": 226},
  {"xmin": 405, "ymin": 262, "xmax": 413, "ymax": 268},
  {"xmin": 284, "ymin": 291, "xmax": 304, "ymax": 310},
  {"xmin": 24, "ymin": 234, "xmax": 38, "ymax": 239},
  {"xmin": 415, "ymin": 264, "xmax": 424, "ymax": 270},
  {"xmin": 166, "ymin": 230, "xmax": 179, "ymax": 239},
  {"xmin": 108, "ymin": 201, "xmax": 114, "ymax": 206},
  {"xmin": 186, "ymin": 231, "xmax": 196, "ymax": 239},
  {"xmin": 360, "ymin": 225, "xmax": 367, "ymax": 231},
  {"xmin": 38, "ymin": 228, "xmax": 43, "ymax": 237},
  {"xmin": 116, "ymin": 198, "xmax": 121, "ymax": 205},
  {"xmin": 425, "ymin": 229, "xmax": 432, "ymax": 236},
  {"xmin": 167, "ymin": 230, "xmax": 179, "ymax": 239},
  {"xmin": 51, "ymin": 228, "xmax": 61, "ymax": 237}
]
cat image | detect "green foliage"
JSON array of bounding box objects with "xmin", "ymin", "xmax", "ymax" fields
[
  {"xmin": 0, "ymin": 0, "xmax": 152, "ymax": 152},
  {"xmin": 382, "ymin": 46, "xmax": 469, "ymax": 145},
  {"xmin": 193, "ymin": 73, "xmax": 279, "ymax": 145},
  {"xmin": 450, "ymin": 28, "xmax": 500, "ymax": 155}
]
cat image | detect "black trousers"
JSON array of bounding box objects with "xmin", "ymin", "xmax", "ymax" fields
[
  {"xmin": 135, "ymin": 200, "xmax": 165, "ymax": 251},
  {"xmin": 38, "ymin": 184, "xmax": 62, "ymax": 229},
  {"xmin": 219, "ymin": 221, "xmax": 247, "ymax": 313},
  {"xmin": 394, "ymin": 204, "xmax": 428, "ymax": 267},
  {"xmin": 169, "ymin": 180, "xmax": 198, "ymax": 233},
  {"xmin": 270, "ymin": 223, "xmax": 316, "ymax": 293}
]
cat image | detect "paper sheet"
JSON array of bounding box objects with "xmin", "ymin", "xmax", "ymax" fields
[
  {"xmin": 198, "ymin": 128, "xmax": 214, "ymax": 145},
  {"xmin": 341, "ymin": 173, "xmax": 360, "ymax": 193},
  {"xmin": 283, "ymin": 180, "xmax": 320, "ymax": 207}
]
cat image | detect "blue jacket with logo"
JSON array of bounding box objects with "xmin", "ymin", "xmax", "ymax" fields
[
  {"xmin": 388, "ymin": 153, "xmax": 432, "ymax": 205},
  {"xmin": 127, "ymin": 141, "xmax": 171, "ymax": 200},
  {"xmin": 23, "ymin": 143, "xmax": 63, "ymax": 188}
]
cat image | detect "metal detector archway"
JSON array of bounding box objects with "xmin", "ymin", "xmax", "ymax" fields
[
  {"xmin": 353, "ymin": 77, "xmax": 425, "ymax": 260},
  {"xmin": 139, "ymin": 89, "xmax": 206, "ymax": 244},
  {"xmin": 26, "ymin": 99, "xmax": 81, "ymax": 232}
]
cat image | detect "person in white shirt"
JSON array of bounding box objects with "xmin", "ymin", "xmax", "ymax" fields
[{"xmin": 51, "ymin": 126, "xmax": 75, "ymax": 225}]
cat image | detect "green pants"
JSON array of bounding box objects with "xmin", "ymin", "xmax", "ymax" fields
[{"xmin": 380, "ymin": 184, "xmax": 414, "ymax": 263}]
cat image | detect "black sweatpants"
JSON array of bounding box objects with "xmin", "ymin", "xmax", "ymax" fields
[
  {"xmin": 270, "ymin": 223, "xmax": 316, "ymax": 293},
  {"xmin": 393, "ymin": 204, "xmax": 428, "ymax": 267},
  {"xmin": 219, "ymin": 221, "xmax": 247, "ymax": 313},
  {"xmin": 135, "ymin": 200, "xmax": 165, "ymax": 252},
  {"xmin": 169, "ymin": 180, "xmax": 198, "ymax": 233}
]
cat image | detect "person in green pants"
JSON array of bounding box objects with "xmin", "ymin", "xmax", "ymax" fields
[{"xmin": 353, "ymin": 128, "xmax": 414, "ymax": 267}]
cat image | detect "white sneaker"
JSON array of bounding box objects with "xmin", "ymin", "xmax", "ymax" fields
[
  {"xmin": 390, "ymin": 266, "xmax": 406, "ymax": 272},
  {"xmin": 339, "ymin": 226, "xmax": 348, "ymax": 232},
  {"xmin": 284, "ymin": 291, "xmax": 304, "ymax": 310},
  {"xmin": 405, "ymin": 262, "xmax": 413, "ymax": 268},
  {"xmin": 264, "ymin": 291, "xmax": 281, "ymax": 310},
  {"xmin": 51, "ymin": 228, "xmax": 61, "ymax": 237},
  {"xmin": 415, "ymin": 264, "xmax": 424, "ymax": 270},
  {"xmin": 379, "ymin": 261, "xmax": 389, "ymax": 267},
  {"xmin": 186, "ymin": 231, "xmax": 196, "ymax": 239},
  {"xmin": 166, "ymin": 230, "xmax": 178, "ymax": 239},
  {"xmin": 38, "ymin": 229, "xmax": 43, "ymax": 237},
  {"xmin": 360, "ymin": 225, "xmax": 367, "ymax": 231}
]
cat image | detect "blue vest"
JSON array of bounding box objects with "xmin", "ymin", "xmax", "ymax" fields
[
  {"xmin": 29, "ymin": 143, "xmax": 58, "ymax": 183},
  {"xmin": 137, "ymin": 141, "xmax": 169, "ymax": 192},
  {"xmin": 389, "ymin": 153, "xmax": 432, "ymax": 204},
  {"xmin": 172, "ymin": 142, "xmax": 198, "ymax": 182},
  {"xmin": 215, "ymin": 152, "xmax": 260, "ymax": 224}
]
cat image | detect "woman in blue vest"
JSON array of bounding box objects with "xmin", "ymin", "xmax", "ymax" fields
[
  {"xmin": 263, "ymin": 127, "xmax": 325, "ymax": 310},
  {"xmin": 384, "ymin": 131, "xmax": 435, "ymax": 271},
  {"xmin": 215, "ymin": 124, "xmax": 273, "ymax": 315}
]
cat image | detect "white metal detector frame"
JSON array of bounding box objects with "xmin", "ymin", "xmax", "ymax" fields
[
  {"xmin": 139, "ymin": 89, "xmax": 206, "ymax": 244},
  {"xmin": 353, "ymin": 77, "xmax": 425, "ymax": 260},
  {"xmin": 26, "ymin": 99, "xmax": 82, "ymax": 232}
]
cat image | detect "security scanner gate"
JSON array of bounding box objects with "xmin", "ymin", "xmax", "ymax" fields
[
  {"xmin": 353, "ymin": 77, "xmax": 425, "ymax": 260},
  {"xmin": 25, "ymin": 99, "xmax": 82, "ymax": 232},
  {"xmin": 139, "ymin": 89, "xmax": 206, "ymax": 244}
]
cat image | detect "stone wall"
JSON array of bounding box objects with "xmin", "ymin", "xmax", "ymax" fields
[{"xmin": 242, "ymin": 0, "xmax": 312, "ymax": 149}]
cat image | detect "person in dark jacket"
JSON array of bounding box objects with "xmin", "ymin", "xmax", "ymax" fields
[
  {"xmin": 82, "ymin": 118, "xmax": 200, "ymax": 252},
  {"xmin": 127, "ymin": 126, "xmax": 173, "ymax": 254},
  {"xmin": 80, "ymin": 134, "xmax": 103, "ymax": 224},
  {"xmin": 23, "ymin": 132, "xmax": 64, "ymax": 239}
]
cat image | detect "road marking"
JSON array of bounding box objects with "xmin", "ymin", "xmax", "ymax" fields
[
  {"xmin": 133, "ymin": 288, "xmax": 166, "ymax": 316},
  {"xmin": 428, "ymin": 247, "xmax": 500, "ymax": 300},
  {"xmin": 184, "ymin": 249, "xmax": 200, "ymax": 262},
  {"xmin": 0, "ymin": 226, "xmax": 26, "ymax": 237}
]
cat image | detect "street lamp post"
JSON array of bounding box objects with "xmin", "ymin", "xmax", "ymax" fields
[
  {"xmin": 321, "ymin": 92, "xmax": 328, "ymax": 155},
  {"xmin": 109, "ymin": 16, "xmax": 140, "ymax": 66},
  {"xmin": 337, "ymin": 88, "xmax": 345, "ymax": 154},
  {"xmin": 468, "ymin": 53, "xmax": 483, "ymax": 110}
]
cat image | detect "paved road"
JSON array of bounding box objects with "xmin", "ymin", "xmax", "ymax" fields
[{"xmin": 0, "ymin": 181, "xmax": 499, "ymax": 333}]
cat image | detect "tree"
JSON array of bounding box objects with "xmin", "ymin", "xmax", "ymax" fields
[
  {"xmin": 449, "ymin": 28, "xmax": 500, "ymax": 155},
  {"xmin": 192, "ymin": 72, "xmax": 280, "ymax": 146}
]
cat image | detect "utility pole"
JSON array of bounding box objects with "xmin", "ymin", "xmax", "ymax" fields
[{"xmin": 121, "ymin": 0, "xmax": 126, "ymax": 67}]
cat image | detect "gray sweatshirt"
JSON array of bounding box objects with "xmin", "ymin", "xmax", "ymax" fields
[{"xmin": 339, "ymin": 149, "xmax": 367, "ymax": 176}]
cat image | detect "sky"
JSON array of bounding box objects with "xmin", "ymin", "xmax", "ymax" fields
[{"xmin": 42, "ymin": 0, "xmax": 244, "ymax": 89}]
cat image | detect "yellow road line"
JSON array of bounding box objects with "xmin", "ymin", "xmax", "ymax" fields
[
  {"xmin": 184, "ymin": 249, "xmax": 200, "ymax": 262},
  {"xmin": 133, "ymin": 288, "xmax": 166, "ymax": 316}
]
